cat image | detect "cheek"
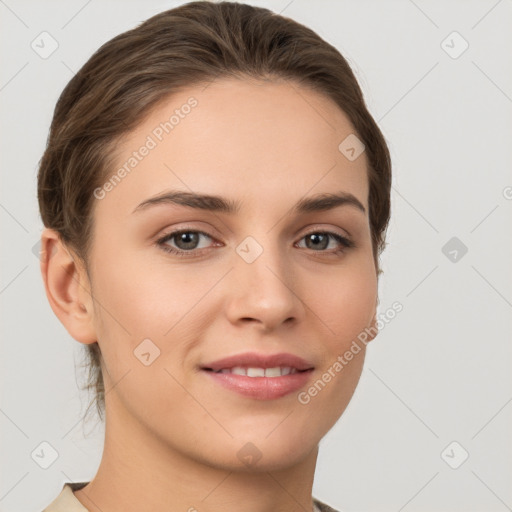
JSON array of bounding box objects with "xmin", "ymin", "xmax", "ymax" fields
[
  {"xmin": 310, "ymin": 260, "xmax": 377, "ymax": 348},
  {"xmin": 91, "ymin": 251, "xmax": 188, "ymax": 331},
  {"xmin": 90, "ymin": 252, "xmax": 224, "ymax": 365}
]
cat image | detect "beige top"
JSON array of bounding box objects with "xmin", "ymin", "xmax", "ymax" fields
[{"xmin": 42, "ymin": 481, "xmax": 340, "ymax": 512}]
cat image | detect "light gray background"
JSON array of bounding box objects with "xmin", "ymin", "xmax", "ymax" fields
[{"xmin": 1, "ymin": 1, "xmax": 511, "ymax": 511}]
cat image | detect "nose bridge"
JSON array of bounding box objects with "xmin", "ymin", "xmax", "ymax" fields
[
  {"xmin": 227, "ymin": 233, "xmax": 302, "ymax": 328},
  {"xmin": 235, "ymin": 233, "xmax": 287, "ymax": 283}
]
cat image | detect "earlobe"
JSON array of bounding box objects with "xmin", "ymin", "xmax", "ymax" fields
[
  {"xmin": 365, "ymin": 306, "xmax": 379, "ymax": 343},
  {"xmin": 39, "ymin": 228, "xmax": 97, "ymax": 344}
]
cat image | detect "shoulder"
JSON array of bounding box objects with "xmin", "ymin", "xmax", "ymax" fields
[
  {"xmin": 313, "ymin": 496, "xmax": 342, "ymax": 512},
  {"xmin": 41, "ymin": 484, "xmax": 338, "ymax": 512},
  {"xmin": 41, "ymin": 482, "xmax": 90, "ymax": 512}
]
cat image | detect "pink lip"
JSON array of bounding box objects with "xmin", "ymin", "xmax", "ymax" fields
[
  {"xmin": 201, "ymin": 351, "xmax": 314, "ymax": 372},
  {"xmin": 203, "ymin": 369, "xmax": 314, "ymax": 400},
  {"xmin": 201, "ymin": 351, "xmax": 315, "ymax": 400}
]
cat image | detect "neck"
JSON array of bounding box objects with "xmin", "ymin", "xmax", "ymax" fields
[{"xmin": 74, "ymin": 396, "xmax": 319, "ymax": 512}]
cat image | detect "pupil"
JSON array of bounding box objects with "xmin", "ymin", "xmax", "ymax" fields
[
  {"xmin": 177, "ymin": 232, "xmax": 198, "ymax": 250},
  {"xmin": 307, "ymin": 233, "xmax": 328, "ymax": 250}
]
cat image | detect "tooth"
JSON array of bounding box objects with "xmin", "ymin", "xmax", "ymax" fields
[
  {"xmin": 246, "ymin": 367, "xmax": 265, "ymax": 377},
  {"xmin": 217, "ymin": 366, "xmax": 299, "ymax": 377},
  {"xmin": 265, "ymin": 367, "xmax": 282, "ymax": 377}
]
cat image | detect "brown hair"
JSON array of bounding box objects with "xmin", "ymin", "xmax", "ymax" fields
[{"xmin": 37, "ymin": 1, "xmax": 392, "ymax": 426}]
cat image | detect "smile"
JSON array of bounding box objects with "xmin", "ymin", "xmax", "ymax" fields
[
  {"xmin": 202, "ymin": 367, "xmax": 314, "ymax": 400},
  {"xmin": 211, "ymin": 366, "xmax": 301, "ymax": 377}
]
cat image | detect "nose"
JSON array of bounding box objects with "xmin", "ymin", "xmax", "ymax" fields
[{"xmin": 224, "ymin": 238, "xmax": 306, "ymax": 332}]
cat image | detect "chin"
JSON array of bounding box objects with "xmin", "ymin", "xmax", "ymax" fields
[{"xmin": 211, "ymin": 431, "xmax": 319, "ymax": 473}]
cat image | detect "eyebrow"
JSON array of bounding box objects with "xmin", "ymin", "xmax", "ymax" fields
[{"xmin": 132, "ymin": 190, "xmax": 366, "ymax": 215}]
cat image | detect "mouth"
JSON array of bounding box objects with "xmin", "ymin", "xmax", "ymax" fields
[
  {"xmin": 201, "ymin": 351, "xmax": 314, "ymax": 373},
  {"xmin": 202, "ymin": 366, "xmax": 310, "ymax": 377},
  {"xmin": 200, "ymin": 352, "xmax": 315, "ymax": 400}
]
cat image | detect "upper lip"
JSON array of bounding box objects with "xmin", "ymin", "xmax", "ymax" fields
[{"xmin": 202, "ymin": 352, "xmax": 315, "ymax": 372}]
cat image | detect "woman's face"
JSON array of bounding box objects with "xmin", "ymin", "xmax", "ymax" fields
[{"xmin": 85, "ymin": 77, "xmax": 377, "ymax": 470}]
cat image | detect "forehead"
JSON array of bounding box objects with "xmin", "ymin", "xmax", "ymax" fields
[{"xmin": 96, "ymin": 77, "xmax": 369, "ymax": 218}]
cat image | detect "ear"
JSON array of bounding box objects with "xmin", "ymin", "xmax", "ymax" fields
[
  {"xmin": 39, "ymin": 228, "xmax": 97, "ymax": 344},
  {"xmin": 365, "ymin": 303, "xmax": 379, "ymax": 343}
]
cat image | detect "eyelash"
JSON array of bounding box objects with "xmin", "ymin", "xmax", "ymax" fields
[{"xmin": 155, "ymin": 228, "xmax": 355, "ymax": 258}]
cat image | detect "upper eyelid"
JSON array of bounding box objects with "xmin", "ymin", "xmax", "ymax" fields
[
  {"xmin": 157, "ymin": 229, "xmax": 216, "ymax": 246},
  {"xmin": 157, "ymin": 226, "xmax": 352, "ymax": 247}
]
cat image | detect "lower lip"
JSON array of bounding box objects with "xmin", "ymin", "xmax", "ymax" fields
[{"xmin": 202, "ymin": 369, "xmax": 314, "ymax": 400}]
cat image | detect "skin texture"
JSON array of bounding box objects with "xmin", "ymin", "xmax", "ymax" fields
[{"xmin": 41, "ymin": 77, "xmax": 378, "ymax": 512}]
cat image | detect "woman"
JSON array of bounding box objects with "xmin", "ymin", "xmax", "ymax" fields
[{"xmin": 38, "ymin": 1, "xmax": 392, "ymax": 511}]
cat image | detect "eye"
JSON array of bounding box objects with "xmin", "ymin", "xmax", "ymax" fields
[
  {"xmin": 296, "ymin": 231, "xmax": 355, "ymax": 254},
  {"xmin": 156, "ymin": 228, "xmax": 355, "ymax": 258},
  {"xmin": 157, "ymin": 229, "xmax": 217, "ymax": 257}
]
